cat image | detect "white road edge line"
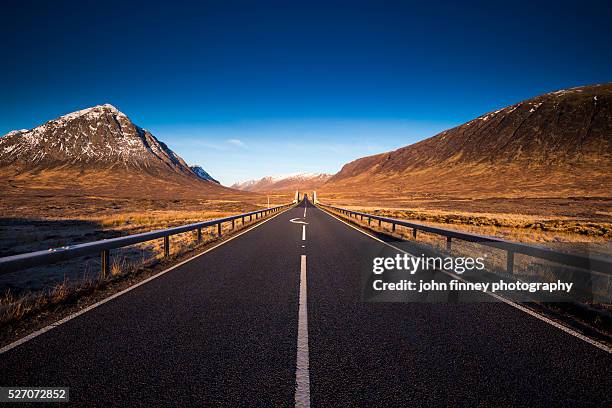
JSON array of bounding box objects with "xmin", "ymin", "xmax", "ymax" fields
[
  {"xmin": 319, "ymin": 207, "xmax": 612, "ymax": 354},
  {"xmin": 0, "ymin": 207, "xmax": 293, "ymax": 355},
  {"xmin": 303, "ymin": 205, "xmax": 307, "ymax": 218},
  {"xmin": 302, "ymin": 225, "xmax": 306, "ymax": 241},
  {"xmin": 295, "ymin": 254, "xmax": 311, "ymax": 408}
]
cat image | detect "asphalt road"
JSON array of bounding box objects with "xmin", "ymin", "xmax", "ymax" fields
[{"xmin": 0, "ymin": 198, "xmax": 610, "ymax": 407}]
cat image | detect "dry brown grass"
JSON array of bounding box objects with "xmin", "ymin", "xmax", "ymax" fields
[
  {"xmin": 1, "ymin": 205, "xmax": 272, "ymax": 287},
  {"xmin": 324, "ymin": 206, "xmax": 612, "ymax": 302},
  {"xmin": 319, "ymin": 192, "xmax": 612, "ymax": 220},
  {"xmin": 95, "ymin": 210, "xmax": 238, "ymax": 230},
  {"xmin": 360, "ymin": 208, "xmax": 611, "ymax": 238},
  {"xmin": 0, "ymin": 208, "xmax": 282, "ymax": 329},
  {"xmin": 0, "ymin": 277, "xmax": 101, "ymax": 327},
  {"xmin": 320, "ymin": 203, "xmax": 612, "ymax": 253}
]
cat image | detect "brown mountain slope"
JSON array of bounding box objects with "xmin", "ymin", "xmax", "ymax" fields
[{"xmin": 323, "ymin": 84, "xmax": 612, "ymax": 200}]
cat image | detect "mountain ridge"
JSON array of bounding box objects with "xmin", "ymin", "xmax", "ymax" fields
[
  {"xmin": 190, "ymin": 165, "xmax": 219, "ymax": 183},
  {"xmin": 232, "ymin": 172, "xmax": 331, "ymax": 192},
  {"xmin": 323, "ymin": 83, "xmax": 612, "ymax": 199},
  {"xmin": 0, "ymin": 104, "xmax": 201, "ymax": 177},
  {"xmin": 0, "ymin": 104, "xmax": 231, "ymax": 200}
]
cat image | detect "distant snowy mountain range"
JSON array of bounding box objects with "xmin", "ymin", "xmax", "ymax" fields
[{"xmin": 231, "ymin": 172, "xmax": 331, "ymax": 192}]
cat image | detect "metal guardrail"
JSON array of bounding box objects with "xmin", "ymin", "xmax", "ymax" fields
[
  {"xmin": 318, "ymin": 203, "xmax": 612, "ymax": 276},
  {"xmin": 0, "ymin": 203, "xmax": 294, "ymax": 277}
]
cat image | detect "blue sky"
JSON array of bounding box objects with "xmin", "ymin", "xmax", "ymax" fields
[{"xmin": 1, "ymin": 1, "xmax": 611, "ymax": 185}]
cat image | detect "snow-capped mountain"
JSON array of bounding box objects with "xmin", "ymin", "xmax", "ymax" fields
[
  {"xmin": 231, "ymin": 172, "xmax": 331, "ymax": 192},
  {"xmin": 190, "ymin": 165, "xmax": 219, "ymax": 183},
  {"xmin": 0, "ymin": 104, "xmax": 226, "ymax": 200},
  {"xmin": 0, "ymin": 104, "xmax": 204, "ymax": 178}
]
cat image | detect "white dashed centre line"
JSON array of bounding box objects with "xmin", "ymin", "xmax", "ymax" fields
[{"xmin": 294, "ymin": 255, "xmax": 311, "ymax": 407}]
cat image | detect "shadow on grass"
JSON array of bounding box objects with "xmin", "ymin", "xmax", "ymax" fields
[{"xmin": 0, "ymin": 217, "xmax": 159, "ymax": 294}]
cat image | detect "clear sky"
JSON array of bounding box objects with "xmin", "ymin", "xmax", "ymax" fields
[{"xmin": 1, "ymin": 0, "xmax": 611, "ymax": 185}]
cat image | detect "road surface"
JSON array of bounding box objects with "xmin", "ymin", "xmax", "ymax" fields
[{"xmin": 0, "ymin": 199, "xmax": 610, "ymax": 406}]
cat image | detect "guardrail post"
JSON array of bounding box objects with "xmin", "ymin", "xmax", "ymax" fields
[
  {"xmin": 217, "ymin": 222, "xmax": 222, "ymax": 237},
  {"xmin": 413, "ymin": 228, "xmax": 417, "ymax": 239},
  {"xmin": 232, "ymin": 219, "xmax": 235, "ymax": 230},
  {"xmin": 446, "ymin": 237, "xmax": 452, "ymax": 252},
  {"xmin": 507, "ymin": 251, "xmax": 514, "ymax": 274},
  {"xmin": 197, "ymin": 228, "xmax": 202, "ymax": 242},
  {"xmin": 392, "ymin": 223, "xmax": 396, "ymax": 232},
  {"xmin": 101, "ymin": 249, "xmax": 109, "ymax": 278},
  {"xmin": 368, "ymin": 217, "xmax": 371, "ymax": 225},
  {"xmin": 164, "ymin": 236, "xmax": 170, "ymax": 257},
  {"xmin": 378, "ymin": 219, "xmax": 381, "ymax": 227}
]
